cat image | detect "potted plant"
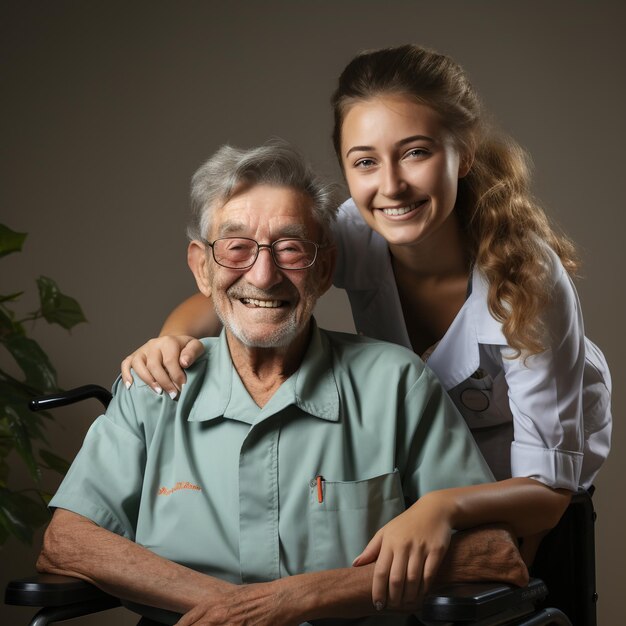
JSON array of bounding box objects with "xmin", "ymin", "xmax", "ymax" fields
[{"xmin": 0, "ymin": 223, "xmax": 86, "ymax": 546}]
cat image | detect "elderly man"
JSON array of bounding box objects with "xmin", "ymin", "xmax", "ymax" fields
[{"xmin": 38, "ymin": 143, "xmax": 524, "ymax": 625}]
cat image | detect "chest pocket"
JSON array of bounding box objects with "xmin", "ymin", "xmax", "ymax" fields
[
  {"xmin": 307, "ymin": 470, "xmax": 405, "ymax": 571},
  {"xmin": 448, "ymin": 370, "xmax": 513, "ymax": 430}
]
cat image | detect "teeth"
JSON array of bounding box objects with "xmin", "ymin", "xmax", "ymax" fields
[
  {"xmin": 242, "ymin": 298, "xmax": 282, "ymax": 308},
  {"xmin": 381, "ymin": 201, "xmax": 422, "ymax": 216}
]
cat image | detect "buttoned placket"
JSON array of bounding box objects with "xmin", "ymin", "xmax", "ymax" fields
[{"xmin": 237, "ymin": 419, "xmax": 281, "ymax": 583}]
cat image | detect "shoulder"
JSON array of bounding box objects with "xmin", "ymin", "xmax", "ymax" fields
[
  {"xmin": 321, "ymin": 328, "xmax": 431, "ymax": 386},
  {"xmin": 332, "ymin": 198, "xmax": 389, "ymax": 289}
]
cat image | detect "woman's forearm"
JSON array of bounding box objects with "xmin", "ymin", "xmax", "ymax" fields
[
  {"xmin": 424, "ymin": 477, "xmax": 571, "ymax": 538},
  {"xmin": 160, "ymin": 293, "xmax": 222, "ymax": 337}
]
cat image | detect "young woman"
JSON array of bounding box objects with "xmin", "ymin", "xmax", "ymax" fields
[{"xmin": 121, "ymin": 45, "xmax": 611, "ymax": 610}]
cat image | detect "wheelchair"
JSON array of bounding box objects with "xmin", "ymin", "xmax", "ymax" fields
[{"xmin": 5, "ymin": 385, "xmax": 598, "ymax": 625}]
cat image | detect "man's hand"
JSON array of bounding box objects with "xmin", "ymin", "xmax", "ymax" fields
[
  {"xmin": 436, "ymin": 525, "xmax": 529, "ymax": 588},
  {"xmin": 176, "ymin": 581, "xmax": 299, "ymax": 626}
]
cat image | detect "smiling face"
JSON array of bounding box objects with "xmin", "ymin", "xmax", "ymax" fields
[
  {"xmin": 340, "ymin": 94, "xmax": 470, "ymax": 249},
  {"xmin": 190, "ymin": 184, "xmax": 333, "ymax": 351}
]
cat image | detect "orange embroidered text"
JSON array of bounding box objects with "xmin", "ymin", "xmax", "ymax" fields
[{"xmin": 157, "ymin": 481, "xmax": 202, "ymax": 496}]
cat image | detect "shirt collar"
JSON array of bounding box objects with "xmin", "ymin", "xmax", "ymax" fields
[
  {"xmin": 426, "ymin": 267, "xmax": 507, "ymax": 390},
  {"xmin": 181, "ymin": 320, "xmax": 339, "ymax": 425}
]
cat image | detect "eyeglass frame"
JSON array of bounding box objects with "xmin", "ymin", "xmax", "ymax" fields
[{"xmin": 201, "ymin": 236, "xmax": 329, "ymax": 271}]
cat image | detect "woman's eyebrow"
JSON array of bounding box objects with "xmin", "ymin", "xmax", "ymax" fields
[{"xmin": 345, "ymin": 134, "xmax": 435, "ymax": 158}]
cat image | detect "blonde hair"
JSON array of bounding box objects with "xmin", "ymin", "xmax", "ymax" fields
[{"xmin": 331, "ymin": 44, "xmax": 578, "ymax": 356}]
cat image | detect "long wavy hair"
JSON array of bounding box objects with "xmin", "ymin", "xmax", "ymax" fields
[{"xmin": 331, "ymin": 44, "xmax": 578, "ymax": 356}]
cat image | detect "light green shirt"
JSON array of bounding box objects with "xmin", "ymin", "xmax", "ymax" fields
[{"xmin": 50, "ymin": 322, "xmax": 493, "ymax": 623}]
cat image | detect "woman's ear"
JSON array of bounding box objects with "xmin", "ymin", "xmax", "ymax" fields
[
  {"xmin": 188, "ymin": 240, "xmax": 211, "ymax": 298},
  {"xmin": 458, "ymin": 148, "xmax": 475, "ymax": 179}
]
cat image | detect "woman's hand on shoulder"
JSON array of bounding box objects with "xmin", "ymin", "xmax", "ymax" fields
[
  {"xmin": 121, "ymin": 335, "xmax": 205, "ymax": 398},
  {"xmin": 352, "ymin": 492, "xmax": 454, "ymax": 611}
]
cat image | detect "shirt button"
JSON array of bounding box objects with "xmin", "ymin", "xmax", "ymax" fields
[{"xmin": 309, "ymin": 479, "xmax": 317, "ymax": 488}]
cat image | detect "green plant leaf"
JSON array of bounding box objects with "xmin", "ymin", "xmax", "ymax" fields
[
  {"xmin": 37, "ymin": 276, "xmax": 87, "ymax": 330},
  {"xmin": 39, "ymin": 449, "xmax": 70, "ymax": 475},
  {"xmin": 0, "ymin": 224, "xmax": 27, "ymax": 259},
  {"xmin": 0, "ymin": 291, "xmax": 23, "ymax": 304},
  {"xmin": 5, "ymin": 406, "xmax": 41, "ymax": 482},
  {"xmin": 0, "ymin": 519, "xmax": 8, "ymax": 545},
  {"xmin": 3, "ymin": 334, "xmax": 58, "ymax": 392},
  {"xmin": 39, "ymin": 491, "xmax": 53, "ymax": 505},
  {"xmin": 0, "ymin": 456, "xmax": 9, "ymax": 487},
  {"xmin": 0, "ymin": 305, "xmax": 23, "ymax": 338},
  {"xmin": 0, "ymin": 487, "xmax": 50, "ymax": 545}
]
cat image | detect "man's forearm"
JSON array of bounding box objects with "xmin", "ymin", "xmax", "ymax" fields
[
  {"xmin": 37, "ymin": 509, "xmax": 231, "ymax": 613},
  {"xmin": 39, "ymin": 511, "xmax": 528, "ymax": 623},
  {"xmin": 265, "ymin": 526, "xmax": 528, "ymax": 623}
]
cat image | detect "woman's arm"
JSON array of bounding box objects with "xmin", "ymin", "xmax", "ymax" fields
[
  {"xmin": 160, "ymin": 293, "xmax": 222, "ymax": 337},
  {"xmin": 353, "ymin": 477, "xmax": 570, "ymax": 610},
  {"xmin": 121, "ymin": 294, "xmax": 221, "ymax": 396}
]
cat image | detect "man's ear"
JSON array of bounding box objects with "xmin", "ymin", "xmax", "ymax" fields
[
  {"xmin": 315, "ymin": 244, "xmax": 337, "ymax": 297},
  {"xmin": 188, "ymin": 240, "xmax": 211, "ymax": 297}
]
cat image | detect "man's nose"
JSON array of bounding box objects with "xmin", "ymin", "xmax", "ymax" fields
[
  {"xmin": 243, "ymin": 246, "xmax": 283, "ymax": 289},
  {"xmin": 380, "ymin": 163, "xmax": 408, "ymax": 198}
]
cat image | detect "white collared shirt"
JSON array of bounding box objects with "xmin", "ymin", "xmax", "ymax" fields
[{"xmin": 332, "ymin": 198, "xmax": 612, "ymax": 490}]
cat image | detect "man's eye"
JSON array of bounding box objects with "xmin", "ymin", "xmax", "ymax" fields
[{"xmin": 275, "ymin": 241, "xmax": 305, "ymax": 254}]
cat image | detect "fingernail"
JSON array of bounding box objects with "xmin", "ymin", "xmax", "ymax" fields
[
  {"xmin": 375, "ymin": 601, "xmax": 384, "ymax": 612},
  {"xmin": 154, "ymin": 386, "xmax": 163, "ymax": 395},
  {"xmin": 181, "ymin": 359, "xmax": 189, "ymax": 368},
  {"xmin": 351, "ymin": 557, "xmax": 360, "ymax": 566},
  {"xmin": 125, "ymin": 381, "xmax": 131, "ymax": 390},
  {"xmin": 168, "ymin": 390, "xmax": 178, "ymax": 400}
]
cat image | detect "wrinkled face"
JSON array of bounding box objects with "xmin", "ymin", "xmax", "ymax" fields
[
  {"xmin": 340, "ymin": 94, "xmax": 469, "ymax": 248},
  {"xmin": 201, "ymin": 184, "xmax": 332, "ymax": 349}
]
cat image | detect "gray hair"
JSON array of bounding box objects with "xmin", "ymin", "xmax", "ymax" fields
[{"xmin": 188, "ymin": 140, "xmax": 340, "ymax": 243}]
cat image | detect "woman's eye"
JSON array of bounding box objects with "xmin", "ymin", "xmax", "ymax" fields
[
  {"xmin": 354, "ymin": 158, "xmax": 376, "ymax": 168},
  {"xmin": 405, "ymin": 148, "xmax": 429, "ymax": 159}
]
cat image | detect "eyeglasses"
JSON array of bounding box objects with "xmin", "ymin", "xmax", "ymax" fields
[{"xmin": 202, "ymin": 237, "xmax": 325, "ymax": 270}]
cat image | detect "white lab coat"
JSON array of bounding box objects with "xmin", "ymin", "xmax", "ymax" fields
[{"xmin": 332, "ymin": 199, "xmax": 611, "ymax": 490}]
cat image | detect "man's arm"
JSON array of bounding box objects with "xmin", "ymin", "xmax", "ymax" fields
[
  {"xmin": 39, "ymin": 510, "xmax": 527, "ymax": 624},
  {"xmin": 37, "ymin": 509, "xmax": 233, "ymax": 614},
  {"xmin": 179, "ymin": 525, "xmax": 528, "ymax": 625}
]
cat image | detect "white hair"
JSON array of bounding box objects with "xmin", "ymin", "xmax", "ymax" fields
[{"xmin": 188, "ymin": 140, "xmax": 340, "ymax": 244}]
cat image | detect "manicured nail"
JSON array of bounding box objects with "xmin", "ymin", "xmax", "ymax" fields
[
  {"xmin": 180, "ymin": 358, "xmax": 189, "ymax": 368},
  {"xmin": 154, "ymin": 386, "xmax": 163, "ymax": 395},
  {"xmin": 375, "ymin": 601, "xmax": 384, "ymax": 612},
  {"xmin": 125, "ymin": 381, "xmax": 131, "ymax": 390},
  {"xmin": 352, "ymin": 557, "xmax": 360, "ymax": 566},
  {"xmin": 168, "ymin": 390, "xmax": 178, "ymax": 400}
]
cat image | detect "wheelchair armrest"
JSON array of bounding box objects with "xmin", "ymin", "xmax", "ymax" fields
[
  {"xmin": 29, "ymin": 384, "xmax": 112, "ymax": 412},
  {"xmin": 421, "ymin": 577, "xmax": 548, "ymax": 622},
  {"xmin": 4, "ymin": 573, "xmax": 118, "ymax": 608}
]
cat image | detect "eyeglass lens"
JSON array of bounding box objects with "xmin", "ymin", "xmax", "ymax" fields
[{"xmin": 212, "ymin": 238, "xmax": 317, "ymax": 269}]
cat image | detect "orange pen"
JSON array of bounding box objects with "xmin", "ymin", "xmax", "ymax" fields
[{"xmin": 316, "ymin": 475, "xmax": 324, "ymax": 503}]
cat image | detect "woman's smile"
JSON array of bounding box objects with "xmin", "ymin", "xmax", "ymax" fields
[{"xmin": 341, "ymin": 95, "xmax": 468, "ymax": 248}]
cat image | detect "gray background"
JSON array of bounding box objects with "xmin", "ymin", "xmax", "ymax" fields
[{"xmin": 2, "ymin": 1, "xmax": 624, "ymax": 624}]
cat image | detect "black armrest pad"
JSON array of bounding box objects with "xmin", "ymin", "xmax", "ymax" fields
[
  {"xmin": 5, "ymin": 574, "xmax": 115, "ymax": 607},
  {"xmin": 421, "ymin": 577, "xmax": 548, "ymax": 622}
]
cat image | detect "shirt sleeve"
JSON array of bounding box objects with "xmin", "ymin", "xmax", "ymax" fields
[
  {"xmin": 502, "ymin": 263, "xmax": 586, "ymax": 490},
  {"xmin": 48, "ymin": 377, "xmax": 160, "ymax": 539},
  {"xmin": 398, "ymin": 366, "xmax": 495, "ymax": 503}
]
